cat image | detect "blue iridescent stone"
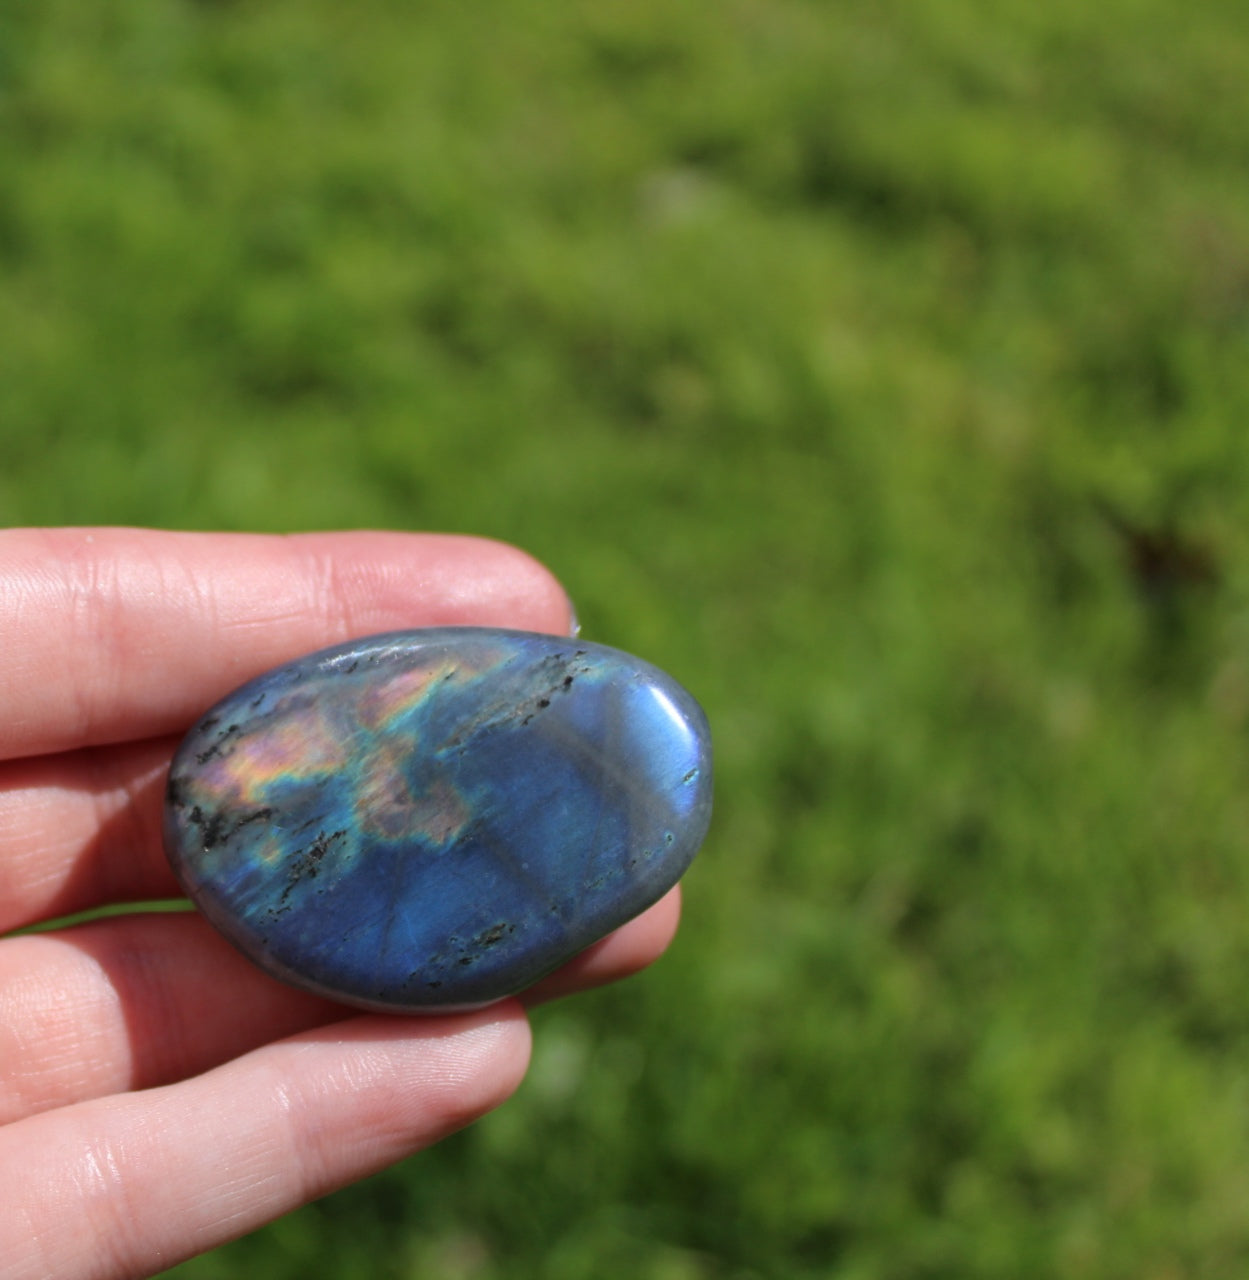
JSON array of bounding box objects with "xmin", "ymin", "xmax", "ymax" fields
[{"xmin": 163, "ymin": 628, "xmax": 712, "ymax": 1012}]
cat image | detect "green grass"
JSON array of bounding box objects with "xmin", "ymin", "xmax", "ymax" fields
[{"xmin": 4, "ymin": 0, "xmax": 1249, "ymax": 1274}]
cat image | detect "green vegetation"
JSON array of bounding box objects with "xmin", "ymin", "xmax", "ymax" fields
[{"xmin": 5, "ymin": 0, "xmax": 1249, "ymax": 1273}]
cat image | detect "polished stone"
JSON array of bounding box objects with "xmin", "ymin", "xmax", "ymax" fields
[{"xmin": 163, "ymin": 628, "xmax": 712, "ymax": 1012}]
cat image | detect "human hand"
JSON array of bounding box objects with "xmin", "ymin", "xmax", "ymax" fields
[{"xmin": 0, "ymin": 529, "xmax": 681, "ymax": 1279}]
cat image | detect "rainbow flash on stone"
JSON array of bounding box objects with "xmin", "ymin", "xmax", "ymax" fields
[{"xmin": 163, "ymin": 628, "xmax": 713, "ymax": 1012}]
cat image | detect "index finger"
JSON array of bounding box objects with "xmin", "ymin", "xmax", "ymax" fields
[{"xmin": 0, "ymin": 528, "xmax": 573, "ymax": 761}]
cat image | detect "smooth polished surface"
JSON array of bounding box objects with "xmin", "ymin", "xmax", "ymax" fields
[{"xmin": 164, "ymin": 628, "xmax": 712, "ymax": 1011}]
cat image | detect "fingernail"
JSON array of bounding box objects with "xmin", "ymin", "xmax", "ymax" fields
[{"xmin": 566, "ymin": 595, "xmax": 581, "ymax": 638}]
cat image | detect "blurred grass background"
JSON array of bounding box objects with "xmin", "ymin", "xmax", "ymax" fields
[{"xmin": 4, "ymin": 0, "xmax": 1249, "ymax": 1274}]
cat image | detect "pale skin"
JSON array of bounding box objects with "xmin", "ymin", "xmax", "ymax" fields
[{"xmin": 0, "ymin": 529, "xmax": 681, "ymax": 1279}]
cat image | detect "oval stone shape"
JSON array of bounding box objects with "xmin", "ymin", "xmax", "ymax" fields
[{"xmin": 163, "ymin": 628, "xmax": 712, "ymax": 1012}]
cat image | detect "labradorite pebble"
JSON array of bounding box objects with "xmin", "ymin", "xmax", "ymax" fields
[{"xmin": 163, "ymin": 628, "xmax": 712, "ymax": 1012}]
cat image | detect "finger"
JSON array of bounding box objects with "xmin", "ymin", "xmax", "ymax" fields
[
  {"xmin": 524, "ymin": 887, "xmax": 682, "ymax": 1005},
  {"xmin": 0, "ymin": 899, "xmax": 679, "ymax": 1123},
  {"xmin": 0, "ymin": 914, "xmax": 342, "ymax": 1125},
  {"xmin": 0, "ymin": 528, "xmax": 573, "ymax": 761},
  {"xmin": 0, "ymin": 738, "xmax": 180, "ymax": 932},
  {"xmin": 0, "ymin": 1005, "xmax": 531, "ymax": 1280}
]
